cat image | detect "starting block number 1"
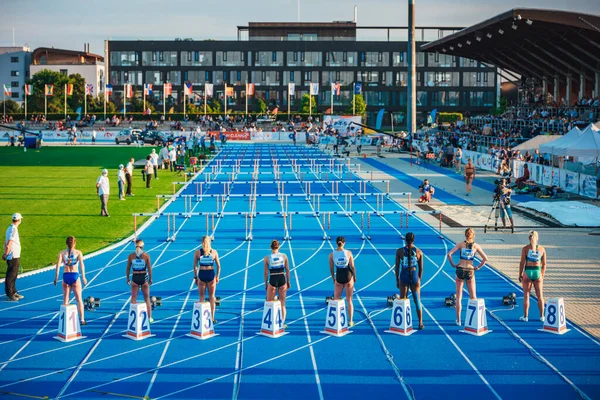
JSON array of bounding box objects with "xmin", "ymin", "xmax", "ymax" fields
[
  {"xmin": 54, "ymin": 304, "xmax": 83, "ymax": 342},
  {"xmin": 540, "ymin": 298, "xmax": 570, "ymax": 335},
  {"xmin": 461, "ymin": 298, "xmax": 491, "ymax": 336}
]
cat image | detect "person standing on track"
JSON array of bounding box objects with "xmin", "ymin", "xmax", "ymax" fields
[
  {"xmin": 329, "ymin": 236, "xmax": 357, "ymax": 327},
  {"xmin": 193, "ymin": 236, "xmax": 221, "ymax": 323},
  {"xmin": 518, "ymin": 230, "xmax": 547, "ymax": 322},
  {"xmin": 446, "ymin": 228, "xmax": 488, "ymax": 326},
  {"xmin": 126, "ymin": 239, "xmax": 154, "ymax": 323},
  {"xmin": 394, "ymin": 232, "xmax": 424, "ymax": 329},
  {"xmin": 454, "ymin": 146, "xmax": 463, "ymax": 173},
  {"xmin": 264, "ymin": 240, "xmax": 291, "ymax": 326},
  {"xmin": 464, "ymin": 158, "xmax": 475, "ymax": 196},
  {"xmin": 54, "ymin": 236, "xmax": 88, "ymax": 325},
  {"xmin": 3, "ymin": 213, "xmax": 24, "ymax": 301}
]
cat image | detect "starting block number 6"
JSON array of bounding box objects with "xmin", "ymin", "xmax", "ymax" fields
[
  {"xmin": 385, "ymin": 298, "xmax": 415, "ymax": 336},
  {"xmin": 394, "ymin": 304, "xmax": 410, "ymax": 327}
]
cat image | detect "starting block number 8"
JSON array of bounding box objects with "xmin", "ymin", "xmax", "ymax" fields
[
  {"xmin": 541, "ymin": 298, "xmax": 570, "ymax": 335},
  {"xmin": 386, "ymin": 298, "xmax": 415, "ymax": 336}
]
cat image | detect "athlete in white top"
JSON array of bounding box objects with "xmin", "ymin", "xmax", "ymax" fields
[
  {"xmin": 263, "ymin": 240, "xmax": 291, "ymax": 325},
  {"xmin": 54, "ymin": 236, "xmax": 88, "ymax": 324}
]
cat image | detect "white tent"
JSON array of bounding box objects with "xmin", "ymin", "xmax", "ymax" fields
[
  {"xmin": 561, "ymin": 124, "xmax": 600, "ymax": 158},
  {"xmin": 513, "ymin": 135, "xmax": 559, "ymax": 152},
  {"xmin": 538, "ymin": 126, "xmax": 583, "ymax": 155}
]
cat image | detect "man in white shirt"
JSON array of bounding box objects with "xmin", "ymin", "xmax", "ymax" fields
[
  {"xmin": 91, "ymin": 129, "xmax": 97, "ymax": 145},
  {"xmin": 96, "ymin": 169, "xmax": 110, "ymax": 217},
  {"xmin": 158, "ymin": 145, "xmax": 169, "ymax": 170},
  {"xmin": 150, "ymin": 149, "xmax": 159, "ymax": 179},
  {"xmin": 118, "ymin": 164, "xmax": 126, "ymax": 200},
  {"xmin": 125, "ymin": 158, "xmax": 134, "ymax": 196},
  {"xmin": 168, "ymin": 147, "xmax": 177, "ymax": 171},
  {"xmin": 3, "ymin": 213, "xmax": 24, "ymax": 301}
]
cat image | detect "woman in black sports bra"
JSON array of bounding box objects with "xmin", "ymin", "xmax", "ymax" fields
[
  {"xmin": 329, "ymin": 236, "xmax": 357, "ymax": 327},
  {"xmin": 193, "ymin": 235, "xmax": 221, "ymax": 323},
  {"xmin": 126, "ymin": 239, "xmax": 154, "ymax": 323},
  {"xmin": 263, "ymin": 240, "xmax": 291, "ymax": 324}
]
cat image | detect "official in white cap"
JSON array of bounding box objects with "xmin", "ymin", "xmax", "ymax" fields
[
  {"xmin": 3, "ymin": 213, "xmax": 24, "ymax": 301},
  {"xmin": 96, "ymin": 169, "xmax": 110, "ymax": 217}
]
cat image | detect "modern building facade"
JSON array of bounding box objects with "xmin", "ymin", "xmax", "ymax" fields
[
  {"xmin": 107, "ymin": 22, "xmax": 498, "ymax": 125},
  {"xmin": 0, "ymin": 46, "xmax": 32, "ymax": 102},
  {"xmin": 30, "ymin": 46, "xmax": 105, "ymax": 97}
]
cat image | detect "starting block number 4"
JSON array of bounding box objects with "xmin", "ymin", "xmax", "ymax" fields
[
  {"xmin": 385, "ymin": 298, "xmax": 416, "ymax": 336},
  {"xmin": 54, "ymin": 304, "xmax": 84, "ymax": 342},
  {"xmin": 124, "ymin": 303, "xmax": 153, "ymax": 340},
  {"xmin": 461, "ymin": 298, "xmax": 492, "ymax": 336},
  {"xmin": 322, "ymin": 299, "xmax": 351, "ymax": 337},
  {"xmin": 540, "ymin": 298, "xmax": 570, "ymax": 335},
  {"xmin": 188, "ymin": 301, "xmax": 218, "ymax": 340},
  {"xmin": 258, "ymin": 300, "xmax": 288, "ymax": 338}
]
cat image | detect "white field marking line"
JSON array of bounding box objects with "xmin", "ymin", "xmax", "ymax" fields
[
  {"xmin": 356, "ymin": 294, "xmax": 413, "ymax": 399},
  {"xmin": 153, "ymin": 307, "xmax": 390, "ymax": 400},
  {"xmin": 54, "ymin": 193, "xmax": 208, "ymax": 398},
  {"xmin": 231, "ymin": 232, "xmax": 251, "ymax": 400},
  {"xmin": 288, "ymin": 239, "xmax": 325, "ymax": 400},
  {"xmin": 144, "ymin": 279, "xmax": 195, "ymax": 398},
  {"xmin": 0, "ymin": 311, "xmax": 59, "ymax": 373},
  {"xmin": 439, "ymin": 269, "xmax": 593, "ymax": 400}
]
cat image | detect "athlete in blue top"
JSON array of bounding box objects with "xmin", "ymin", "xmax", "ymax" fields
[
  {"xmin": 394, "ymin": 232, "xmax": 424, "ymax": 329},
  {"xmin": 518, "ymin": 230, "xmax": 547, "ymax": 322},
  {"xmin": 54, "ymin": 236, "xmax": 88, "ymax": 325},
  {"xmin": 447, "ymin": 228, "xmax": 488, "ymax": 326},
  {"xmin": 329, "ymin": 236, "xmax": 357, "ymax": 327},
  {"xmin": 126, "ymin": 239, "xmax": 154, "ymax": 323},
  {"xmin": 193, "ymin": 236, "xmax": 221, "ymax": 323},
  {"xmin": 263, "ymin": 240, "xmax": 291, "ymax": 325}
]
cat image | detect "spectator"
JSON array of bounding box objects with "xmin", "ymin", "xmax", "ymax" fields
[
  {"xmin": 515, "ymin": 164, "xmax": 530, "ymax": 189},
  {"xmin": 91, "ymin": 129, "xmax": 96, "ymax": 145},
  {"xmin": 168, "ymin": 146, "xmax": 177, "ymax": 170},
  {"xmin": 150, "ymin": 149, "xmax": 159, "ymax": 180},
  {"xmin": 159, "ymin": 144, "xmax": 169, "ymax": 170},
  {"xmin": 96, "ymin": 169, "xmax": 110, "ymax": 217},
  {"xmin": 3, "ymin": 213, "xmax": 24, "ymax": 301},
  {"xmin": 118, "ymin": 164, "xmax": 126, "ymax": 200},
  {"xmin": 125, "ymin": 158, "xmax": 134, "ymax": 196},
  {"xmin": 144, "ymin": 156, "xmax": 154, "ymax": 189}
]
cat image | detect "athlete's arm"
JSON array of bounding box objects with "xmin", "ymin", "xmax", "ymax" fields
[
  {"xmin": 540, "ymin": 246, "xmax": 547, "ymax": 278},
  {"xmin": 348, "ymin": 251, "xmax": 356, "ymax": 283},
  {"xmin": 518, "ymin": 246, "xmax": 527, "ymax": 282},
  {"xmin": 417, "ymin": 248, "xmax": 424, "ymax": 281},
  {"xmin": 125, "ymin": 255, "xmax": 132, "ymax": 285},
  {"xmin": 394, "ymin": 248, "xmax": 401, "ymax": 282},
  {"xmin": 213, "ymin": 250, "xmax": 220, "ymax": 283},
  {"xmin": 146, "ymin": 254, "xmax": 153, "ymax": 285},
  {"xmin": 474, "ymin": 245, "xmax": 488, "ymax": 270},
  {"xmin": 54, "ymin": 252, "xmax": 62, "ymax": 286},
  {"xmin": 193, "ymin": 251, "xmax": 199, "ymax": 283},
  {"xmin": 446, "ymin": 243, "xmax": 460, "ymax": 268},
  {"xmin": 285, "ymin": 254, "xmax": 291, "ymax": 289},
  {"xmin": 329, "ymin": 253, "xmax": 335, "ymax": 281},
  {"xmin": 264, "ymin": 256, "xmax": 269, "ymax": 289},
  {"xmin": 78, "ymin": 251, "xmax": 87, "ymax": 285}
]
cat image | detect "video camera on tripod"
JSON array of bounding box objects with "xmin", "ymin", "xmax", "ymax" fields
[{"xmin": 485, "ymin": 179, "xmax": 514, "ymax": 233}]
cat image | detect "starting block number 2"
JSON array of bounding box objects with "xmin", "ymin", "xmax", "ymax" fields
[{"xmin": 125, "ymin": 303, "xmax": 153, "ymax": 340}]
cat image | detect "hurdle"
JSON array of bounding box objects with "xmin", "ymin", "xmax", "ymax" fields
[
  {"xmin": 321, "ymin": 212, "xmax": 331, "ymax": 240},
  {"xmin": 166, "ymin": 213, "xmax": 177, "ymax": 241}
]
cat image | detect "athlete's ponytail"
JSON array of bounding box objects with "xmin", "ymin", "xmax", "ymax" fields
[
  {"xmin": 405, "ymin": 232, "xmax": 415, "ymax": 267},
  {"xmin": 202, "ymin": 235, "xmax": 212, "ymax": 254},
  {"xmin": 336, "ymin": 236, "xmax": 345, "ymax": 247},
  {"xmin": 529, "ymin": 230, "xmax": 539, "ymax": 248},
  {"xmin": 270, "ymin": 239, "xmax": 280, "ymax": 250},
  {"xmin": 66, "ymin": 236, "xmax": 76, "ymax": 250}
]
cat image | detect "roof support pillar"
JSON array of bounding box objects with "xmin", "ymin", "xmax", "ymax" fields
[
  {"xmin": 595, "ymin": 72, "xmax": 600, "ymax": 98},
  {"xmin": 566, "ymin": 75, "xmax": 572, "ymax": 106},
  {"xmin": 542, "ymin": 76, "xmax": 548, "ymax": 99},
  {"xmin": 554, "ymin": 76, "xmax": 559, "ymax": 104},
  {"xmin": 580, "ymin": 73, "xmax": 585, "ymax": 99}
]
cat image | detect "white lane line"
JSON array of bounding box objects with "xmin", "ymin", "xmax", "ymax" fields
[{"xmin": 231, "ymin": 241, "xmax": 251, "ymax": 400}]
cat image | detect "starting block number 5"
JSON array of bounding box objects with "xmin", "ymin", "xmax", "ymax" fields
[{"xmin": 322, "ymin": 299, "xmax": 350, "ymax": 337}]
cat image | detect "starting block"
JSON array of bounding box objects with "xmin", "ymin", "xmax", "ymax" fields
[
  {"xmin": 385, "ymin": 298, "xmax": 415, "ymax": 336},
  {"xmin": 540, "ymin": 298, "xmax": 570, "ymax": 335},
  {"xmin": 257, "ymin": 300, "xmax": 288, "ymax": 338},
  {"xmin": 54, "ymin": 304, "xmax": 84, "ymax": 342},
  {"xmin": 460, "ymin": 298, "xmax": 491, "ymax": 336},
  {"xmin": 187, "ymin": 301, "xmax": 218, "ymax": 340},
  {"xmin": 321, "ymin": 298, "xmax": 351, "ymax": 337},
  {"xmin": 124, "ymin": 303, "xmax": 154, "ymax": 340}
]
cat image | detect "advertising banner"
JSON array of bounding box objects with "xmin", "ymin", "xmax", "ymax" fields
[{"xmin": 322, "ymin": 116, "xmax": 362, "ymax": 135}]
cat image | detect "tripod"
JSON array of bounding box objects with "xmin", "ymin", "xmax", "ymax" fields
[{"xmin": 484, "ymin": 197, "xmax": 514, "ymax": 233}]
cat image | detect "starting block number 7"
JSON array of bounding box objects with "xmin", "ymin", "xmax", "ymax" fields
[{"xmin": 461, "ymin": 298, "xmax": 491, "ymax": 336}]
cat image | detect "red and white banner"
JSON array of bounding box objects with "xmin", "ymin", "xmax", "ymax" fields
[{"xmin": 208, "ymin": 131, "xmax": 250, "ymax": 140}]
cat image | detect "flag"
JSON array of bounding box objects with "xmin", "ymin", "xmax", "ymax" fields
[
  {"xmin": 66, "ymin": 84, "xmax": 74, "ymax": 96},
  {"xmin": 332, "ymin": 82, "xmax": 341, "ymax": 96},
  {"xmin": 45, "ymin": 84, "xmax": 54, "ymax": 96},
  {"xmin": 183, "ymin": 82, "xmax": 193, "ymax": 96},
  {"xmin": 125, "ymin": 84, "xmax": 133, "ymax": 99},
  {"xmin": 25, "ymin": 84, "xmax": 33, "ymax": 95},
  {"xmin": 288, "ymin": 83, "xmax": 295, "ymax": 95},
  {"xmin": 309, "ymin": 83, "xmax": 319, "ymax": 95},
  {"xmin": 3, "ymin": 85, "xmax": 10, "ymax": 96},
  {"xmin": 105, "ymin": 84, "xmax": 113, "ymax": 95},
  {"xmin": 246, "ymin": 83, "xmax": 255, "ymax": 96},
  {"xmin": 204, "ymin": 83, "xmax": 213, "ymax": 97},
  {"xmin": 85, "ymin": 83, "xmax": 94, "ymax": 95},
  {"xmin": 143, "ymin": 84, "xmax": 153, "ymax": 96},
  {"xmin": 354, "ymin": 83, "xmax": 362, "ymax": 95},
  {"xmin": 225, "ymin": 86, "xmax": 233, "ymax": 97},
  {"xmin": 163, "ymin": 83, "xmax": 172, "ymax": 96}
]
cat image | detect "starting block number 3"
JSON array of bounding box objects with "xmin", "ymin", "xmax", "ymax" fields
[{"xmin": 189, "ymin": 301, "xmax": 218, "ymax": 340}]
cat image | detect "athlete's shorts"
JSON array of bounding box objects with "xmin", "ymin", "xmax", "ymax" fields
[
  {"xmin": 399, "ymin": 268, "xmax": 419, "ymax": 285},
  {"xmin": 525, "ymin": 267, "xmax": 541, "ymax": 281},
  {"xmin": 500, "ymin": 205, "xmax": 513, "ymax": 219},
  {"xmin": 197, "ymin": 269, "xmax": 215, "ymax": 284},
  {"xmin": 63, "ymin": 272, "xmax": 80, "ymax": 286},
  {"xmin": 269, "ymin": 274, "xmax": 286, "ymax": 288},
  {"xmin": 456, "ymin": 268, "xmax": 474, "ymax": 281},
  {"xmin": 335, "ymin": 268, "xmax": 352, "ymax": 285},
  {"xmin": 132, "ymin": 273, "xmax": 148, "ymax": 286}
]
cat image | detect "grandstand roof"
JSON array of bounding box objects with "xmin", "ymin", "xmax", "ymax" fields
[{"xmin": 421, "ymin": 8, "xmax": 600, "ymax": 84}]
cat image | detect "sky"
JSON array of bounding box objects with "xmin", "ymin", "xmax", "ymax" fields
[{"xmin": 1, "ymin": 0, "xmax": 599, "ymax": 54}]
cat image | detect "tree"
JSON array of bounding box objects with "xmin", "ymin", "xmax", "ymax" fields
[
  {"xmin": 1, "ymin": 100, "xmax": 21, "ymax": 114},
  {"xmin": 256, "ymin": 97, "xmax": 267, "ymax": 114},
  {"xmin": 26, "ymin": 70, "xmax": 88, "ymax": 115},
  {"xmin": 346, "ymin": 94, "xmax": 366, "ymax": 117},
  {"xmin": 299, "ymin": 94, "xmax": 317, "ymax": 114},
  {"xmin": 210, "ymin": 98, "xmax": 222, "ymax": 114}
]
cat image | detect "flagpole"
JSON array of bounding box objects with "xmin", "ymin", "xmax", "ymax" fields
[
  {"xmin": 143, "ymin": 88, "xmax": 146, "ymax": 117},
  {"xmin": 163, "ymin": 85, "xmax": 166, "ymax": 119},
  {"xmin": 124, "ymin": 85, "xmax": 127, "ymax": 119},
  {"xmin": 103, "ymin": 88, "xmax": 106, "ymax": 120},
  {"xmin": 84, "ymin": 86, "xmax": 87, "ymax": 117},
  {"xmin": 24, "ymin": 91, "xmax": 27, "ymax": 122},
  {"xmin": 204, "ymin": 84, "xmax": 207, "ymax": 116},
  {"xmin": 64, "ymin": 84, "xmax": 67, "ymax": 120},
  {"xmin": 45, "ymin": 91, "xmax": 47, "ymax": 120},
  {"xmin": 331, "ymin": 84, "xmax": 334, "ymax": 116},
  {"xmin": 245, "ymin": 82, "xmax": 248, "ymax": 120},
  {"xmin": 287, "ymin": 85, "xmax": 291, "ymax": 122},
  {"xmin": 224, "ymin": 84, "xmax": 227, "ymax": 120}
]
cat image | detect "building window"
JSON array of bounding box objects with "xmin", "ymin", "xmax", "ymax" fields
[
  {"xmin": 223, "ymin": 52, "xmax": 227, "ymax": 62},
  {"xmin": 10, "ymin": 71, "xmax": 18, "ymax": 77},
  {"xmin": 378, "ymin": 52, "xmax": 383, "ymax": 62},
  {"xmin": 11, "ymin": 92, "xmax": 19, "ymax": 98},
  {"xmin": 237, "ymin": 71, "xmax": 241, "ymax": 81},
  {"xmin": 152, "ymin": 52, "xmax": 156, "ymax": 62},
  {"xmin": 293, "ymin": 52, "xmax": 298, "ymax": 62},
  {"xmin": 10, "ymin": 57, "xmax": 18, "ymax": 63},
  {"xmin": 223, "ymin": 71, "xmax": 228, "ymax": 82},
  {"xmin": 188, "ymin": 52, "xmax": 192, "ymax": 62},
  {"xmin": 183, "ymin": 71, "xmax": 188, "ymax": 81},
  {"xmin": 60, "ymin": 69, "xmax": 68, "ymax": 75},
  {"xmin": 262, "ymin": 71, "xmax": 266, "ymax": 80},
  {"xmin": 206, "ymin": 71, "xmax": 211, "ymax": 82},
  {"xmin": 241, "ymin": 52, "xmax": 245, "ymax": 62},
  {"xmin": 272, "ymin": 52, "xmax": 277, "ymax": 62},
  {"xmin": 276, "ymin": 71, "xmax": 280, "ymax": 80},
  {"xmin": 11, "ymin": 81, "xmax": 19, "ymax": 87},
  {"xmin": 301, "ymin": 52, "xmax": 305, "ymax": 62},
  {"xmin": 194, "ymin": 52, "xmax": 199, "ymax": 62},
  {"xmin": 290, "ymin": 71, "xmax": 295, "ymax": 81},
  {"xmin": 343, "ymin": 52, "xmax": 348, "ymax": 62},
  {"xmin": 159, "ymin": 52, "xmax": 164, "ymax": 62},
  {"xmin": 305, "ymin": 71, "xmax": 312, "ymax": 81}
]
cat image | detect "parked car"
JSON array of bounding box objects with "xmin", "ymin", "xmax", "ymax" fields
[
  {"xmin": 138, "ymin": 130, "xmax": 168, "ymax": 146},
  {"xmin": 115, "ymin": 128, "xmax": 142, "ymax": 145}
]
